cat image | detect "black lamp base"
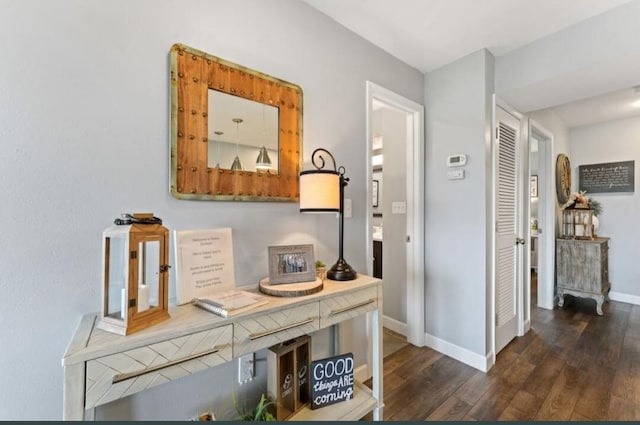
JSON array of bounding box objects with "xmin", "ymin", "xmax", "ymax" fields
[{"xmin": 327, "ymin": 258, "xmax": 357, "ymax": 281}]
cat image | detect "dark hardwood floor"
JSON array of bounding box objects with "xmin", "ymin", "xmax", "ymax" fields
[{"xmin": 365, "ymin": 271, "xmax": 640, "ymax": 420}]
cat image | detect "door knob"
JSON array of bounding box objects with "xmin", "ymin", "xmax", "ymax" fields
[{"xmin": 516, "ymin": 238, "xmax": 525, "ymax": 245}]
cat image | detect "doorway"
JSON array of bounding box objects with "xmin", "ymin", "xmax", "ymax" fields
[
  {"xmin": 529, "ymin": 121, "xmax": 555, "ymax": 311},
  {"xmin": 493, "ymin": 98, "xmax": 529, "ymax": 357},
  {"xmin": 491, "ymin": 102, "xmax": 557, "ymax": 361},
  {"xmin": 365, "ymin": 81, "xmax": 425, "ymax": 348}
]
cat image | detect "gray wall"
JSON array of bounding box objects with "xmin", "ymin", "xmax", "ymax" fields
[
  {"xmin": 569, "ymin": 116, "xmax": 640, "ymax": 300},
  {"xmin": 424, "ymin": 50, "xmax": 494, "ymax": 360},
  {"xmin": 0, "ymin": 0, "xmax": 423, "ymax": 419}
]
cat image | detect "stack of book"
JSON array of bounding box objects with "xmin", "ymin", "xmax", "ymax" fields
[{"xmin": 191, "ymin": 289, "xmax": 268, "ymax": 318}]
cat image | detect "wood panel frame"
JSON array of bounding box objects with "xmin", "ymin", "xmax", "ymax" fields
[{"xmin": 170, "ymin": 43, "xmax": 303, "ymax": 201}]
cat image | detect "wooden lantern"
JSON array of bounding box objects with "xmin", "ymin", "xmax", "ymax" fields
[
  {"xmin": 561, "ymin": 207, "xmax": 595, "ymax": 240},
  {"xmin": 97, "ymin": 213, "xmax": 170, "ymax": 335}
]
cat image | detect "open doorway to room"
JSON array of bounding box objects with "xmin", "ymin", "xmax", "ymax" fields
[
  {"xmin": 529, "ymin": 122, "xmax": 555, "ymax": 312},
  {"xmin": 370, "ymin": 101, "xmax": 408, "ymax": 345},
  {"xmin": 366, "ymin": 81, "xmax": 425, "ymax": 358},
  {"xmin": 370, "ymin": 105, "xmax": 411, "ymax": 358}
]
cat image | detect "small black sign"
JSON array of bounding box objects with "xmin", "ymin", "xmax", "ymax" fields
[
  {"xmin": 579, "ymin": 160, "xmax": 635, "ymax": 193},
  {"xmin": 310, "ymin": 353, "xmax": 354, "ymax": 409}
]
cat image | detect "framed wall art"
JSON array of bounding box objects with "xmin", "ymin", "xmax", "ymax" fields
[
  {"xmin": 530, "ymin": 175, "xmax": 538, "ymax": 198},
  {"xmin": 578, "ymin": 160, "xmax": 635, "ymax": 193},
  {"xmin": 372, "ymin": 180, "xmax": 379, "ymax": 207},
  {"xmin": 268, "ymin": 244, "xmax": 316, "ymax": 284}
]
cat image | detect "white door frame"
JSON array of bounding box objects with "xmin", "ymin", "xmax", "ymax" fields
[
  {"xmin": 529, "ymin": 120, "xmax": 556, "ymax": 310},
  {"xmin": 365, "ymin": 81, "xmax": 425, "ymax": 347},
  {"xmin": 491, "ymin": 96, "xmax": 529, "ymax": 365}
]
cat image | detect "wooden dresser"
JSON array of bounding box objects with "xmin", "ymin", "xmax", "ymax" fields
[{"xmin": 556, "ymin": 237, "xmax": 610, "ymax": 315}]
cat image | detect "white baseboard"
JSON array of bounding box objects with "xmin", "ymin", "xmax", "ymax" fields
[
  {"xmin": 425, "ymin": 333, "xmax": 492, "ymax": 372},
  {"xmin": 354, "ymin": 363, "xmax": 369, "ymax": 383},
  {"xmin": 382, "ymin": 315, "xmax": 407, "ymax": 336},
  {"xmin": 609, "ymin": 291, "xmax": 640, "ymax": 306}
]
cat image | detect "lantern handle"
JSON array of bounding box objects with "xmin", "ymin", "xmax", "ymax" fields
[{"xmin": 114, "ymin": 213, "xmax": 163, "ymax": 226}]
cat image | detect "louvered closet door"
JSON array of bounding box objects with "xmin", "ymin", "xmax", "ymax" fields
[{"xmin": 495, "ymin": 105, "xmax": 521, "ymax": 354}]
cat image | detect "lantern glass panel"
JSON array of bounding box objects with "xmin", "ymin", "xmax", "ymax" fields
[
  {"xmin": 106, "ymin": 234, "xmax": 126, "ymax": 321},
  {"xmin": 561, "ymin": 208, "xmax": 594, "ymax": 239},
  {"xmin": 138, "ymin": 240, "xmax": 160, "ymax": 313}
]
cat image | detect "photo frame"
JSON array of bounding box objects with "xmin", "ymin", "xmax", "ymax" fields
[
  {"xmin": 531, "ymin": 175, "xmax": 538, "ymax": 198},
  {"xmin": 372, "ymin": 180, "xmax": 379, "ymax": 207},
  {"xmin": 268, "ymin": 244, "xmax": 316, "ymax": 284}
]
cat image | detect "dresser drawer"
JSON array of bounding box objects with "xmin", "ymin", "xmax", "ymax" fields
[
  {"xmin": 85, "ymin": 325, "xmax": 233, "ymax": 408},
  {"xmin": 320, "ymin": 286, "xmax": 379, "ymax": 328},
  {"xmin": 233, "ymin": 303, "xmax": 319, "ymax": 357}
]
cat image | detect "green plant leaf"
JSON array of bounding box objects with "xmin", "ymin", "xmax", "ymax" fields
[{"xmin": 239, "ymin": 393, "xmax": 275, "ymax": 421}]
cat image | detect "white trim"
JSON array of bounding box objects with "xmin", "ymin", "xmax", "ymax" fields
[
  {"xmin": 365, "ymin": 81, "xmax": 425, "ymax": 348},
  {"xmin": 609, "ymin": 291, "xmax": 640, "ymax": 306},
  {"xmin": 489, "ymin": 94, "xmax": 497, "ymax": 366},
  {"xmin": 529, "ymin": 120, "xmax": 555, "ymax": 311},
  {"xmin": 425, "ymin": 333, "xmax": 492, "ymax": 372},
  {"xmin": 382, "ymin": 315, "xmax": 407, "ymax": 337},
  {"xmin": 519, "ymin": 114, "xmax": 530, "ymax": 337},
  {"xmin": 354, "ymin": 363, "xmax": 370, "ymax": 383}
]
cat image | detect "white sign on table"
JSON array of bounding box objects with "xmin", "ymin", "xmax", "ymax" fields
[{"xmin": 173, "ymin": 227, "xmax": 235, "ymax": 305}]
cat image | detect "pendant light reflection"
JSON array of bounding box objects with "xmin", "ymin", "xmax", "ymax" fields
[
  {"xmin": 231, "ymin": 117, "xmax": 243, "ymax": 171},
  {"xmin": 256, "ymin": 104, "xmax": 273, "ymax": 171},
  {"xmin": 256, "ymin": 146, "xmax": 272, "ymax": 171},
  {"xmin": 213, "ymin": 130, "xmax": 223, "ymax": 169}
]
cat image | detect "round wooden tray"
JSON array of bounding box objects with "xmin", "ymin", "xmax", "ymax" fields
[{"xmin": 258, "ymin": 277, "xmax": 324, "ymax": 297}]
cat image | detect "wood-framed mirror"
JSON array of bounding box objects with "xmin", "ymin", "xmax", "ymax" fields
[{"xmin": 169, "ymin": 43, "xmax": 303, "ymax": 201}]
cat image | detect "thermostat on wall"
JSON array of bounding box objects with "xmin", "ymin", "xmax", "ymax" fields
[{"xmin": 447, "ymin": 154, "xmax": 467, "ymax": 167}]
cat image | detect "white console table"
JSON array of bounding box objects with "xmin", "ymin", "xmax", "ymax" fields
[{"xmin": 62, "ymin": 275, "xmax": 384, "ymax": 421}]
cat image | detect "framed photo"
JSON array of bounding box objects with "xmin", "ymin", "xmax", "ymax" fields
[
  {"xmin": 531, "ymin": 175, "xmax": 538, "ymax": 198},
  {"xmin": 268, "ymin": 244, "xmax": 316, "ymax": 284},
  {"xmin": 372, "ymin": 180, "xmax": 379, "ymax": 207}
]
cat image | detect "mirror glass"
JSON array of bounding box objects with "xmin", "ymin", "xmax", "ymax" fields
[
  {"xmin": 170, "ymin": 43, "xmax": 302, "ymax": 202},
  {"xmin": 208, "ymin": 90, "xmax": 279, "ymax": 172}
]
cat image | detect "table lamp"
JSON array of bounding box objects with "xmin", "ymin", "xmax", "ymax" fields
[{"xmin": 299, "ymin": 148, "xmax": 357, "ymax": 281}]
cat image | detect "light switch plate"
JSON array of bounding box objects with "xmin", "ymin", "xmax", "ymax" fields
[
  {"xmin": 392, "ymin": 201, "xmax": 406, "ymax": 214},
  {"xmin": 238, "ymin": 353, "xmax": 254, "ymax": 384},
  {"xmin": 447, "ymin": 169, "xmax": 465, "ymax": 180}
]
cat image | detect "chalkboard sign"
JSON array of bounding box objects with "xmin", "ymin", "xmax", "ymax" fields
[
  {"xmin": 310, "ymin": 353, "xmax": 354, "ymax": 409},
  {"xmin": 579, "ymin": 160, "xmax": 635, "ymax": 193}
]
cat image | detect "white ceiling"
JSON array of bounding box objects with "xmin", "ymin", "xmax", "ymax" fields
[
  {"xmin": 303, "ymin": 0, "xmax": 639, "ymax": 128},
  {"xmin": 552, "ymin": 86, "xmax": 640, "ymax": 128}
]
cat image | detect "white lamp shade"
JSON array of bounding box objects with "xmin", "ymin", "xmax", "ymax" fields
[{"xmin": 299, "ymin": 170, "xmax": 340, "ymax": 212}]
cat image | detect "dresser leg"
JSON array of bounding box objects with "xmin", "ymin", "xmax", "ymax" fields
[
  {"xmin": 557, "ymin": 292, "xmax": 565, "ymax": 308},
  {"xmin": 595, "ymin": 295, "xmax": 604, "ymax": 316}
]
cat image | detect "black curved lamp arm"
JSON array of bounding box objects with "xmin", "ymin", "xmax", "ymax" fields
[
  {"xmin": 310, "ymin": 148, "xmax": 337, "ymax": 171},
  {"xmin": 311, "ymin": 148, "xmax": 349, "ymax": 184},
  {"xmin": 308, "ymin": 148, "xmax": 356, "ymax": 281}
]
